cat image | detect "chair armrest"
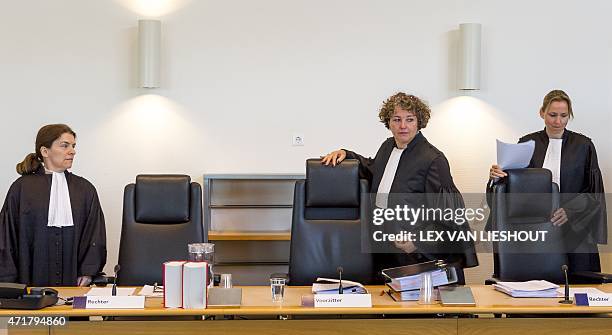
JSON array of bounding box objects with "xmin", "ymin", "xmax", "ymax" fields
[
  {"xmin": 91, "ymin": 273, "xmax": 113, "ymax": 287},
  {"xmin": 484, "ymin": 277, "xmax": 499, "ymax": 285},
  {"xmin": 570, "ymin": 271, "xmax": 612, "ymax": 284}
]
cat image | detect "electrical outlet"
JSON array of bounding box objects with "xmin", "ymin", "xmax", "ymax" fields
[{"xmin": 292, "ymin": 134, "xmax": 304, "ymax": 146}]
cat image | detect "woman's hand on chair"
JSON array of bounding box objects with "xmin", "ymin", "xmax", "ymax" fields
[
  {"xmin": 321, "ymin": 150, "xmax": 346, "ymax": 166},
  {"xmin": 490, "ymin": 164, "xmax": 507, "ymax": 179}
]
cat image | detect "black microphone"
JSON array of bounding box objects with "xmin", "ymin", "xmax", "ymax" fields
[
  {"xmin": 112, "ymin": 264, "xmax": 120, "ymax": 296},
  {"xmin": 337, "ymin": 266, "xmax": 343, "ymax": 294},
  {"xmin": 559, "ymin": 264, "xmax": 572, "ymax": 304}
]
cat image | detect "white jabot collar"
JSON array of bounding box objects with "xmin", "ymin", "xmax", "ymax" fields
[{"xmin": 47, "ymin": 171, "xmax": 74, "ymax": 228}]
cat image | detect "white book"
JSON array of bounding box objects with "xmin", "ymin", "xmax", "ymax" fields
[
  {"xmin": 182, "ymin": 262, "xmax": 208, "ymax": 309},
  {"xmin": 163, "ymin": 261, "xmax": 186, "ymax": 308}
]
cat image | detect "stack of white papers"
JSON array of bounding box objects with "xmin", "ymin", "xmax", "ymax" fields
[
  {"xmin": 496, "ymin": 139, "xmax": 535, "ymax": 169},
  {"xmin": 493, "ymin": 280, "xmax": 559, "ymax": 297},
  {"xmin": 312, "ymin": 278, "xmax": 368, "ymax": 294}
]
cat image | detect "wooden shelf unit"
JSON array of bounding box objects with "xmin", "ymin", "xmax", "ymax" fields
[{"xmin": 203, "ymin": 174, "xmax": 304, "ymax": 285}]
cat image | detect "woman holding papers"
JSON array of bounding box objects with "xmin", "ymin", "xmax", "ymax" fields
[
  {"xmin": 322, "ymin": 92, "xmax": 478, "ymax": 283},
  {"xmin": 0, "ymin": 124, "xmax": 107, "ymax": 287},
  {"xmin": 489, "ymin": 89, "xmax": 606, "ymax": 273}
]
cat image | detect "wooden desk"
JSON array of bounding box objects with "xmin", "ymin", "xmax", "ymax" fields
[{"xmin": 2, "ymin": 285, "xmax": 611, "ymax": 334}]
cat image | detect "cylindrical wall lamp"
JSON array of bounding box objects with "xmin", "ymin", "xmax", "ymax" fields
[
  {"xmin": 139, "ymin": 20, "xmax": 161, "ymax": 88},
  {"xmin": 458, "ymin": 23, "xmax": 481, "ymax": 90}
]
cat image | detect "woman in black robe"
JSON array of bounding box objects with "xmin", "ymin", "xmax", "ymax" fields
[
  {"xmin": 322, "ymin": 93, "xmax": 478, "ymax": 283},
  {"xmin": 0, "ymin": 124, "xmax": 106, "ymax": 286},
  {"xmin": 490, "ymin": 90, "xmax": 606, "ymax": 273}
]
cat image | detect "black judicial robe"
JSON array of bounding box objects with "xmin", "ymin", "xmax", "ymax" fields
[
  {"xmin": 0, "ymin": 168, "xmax": 107, "ymax": 286},
  {"xmin": 345, "ymin": 132, "xmax": 479, "ymax": 282},
  {"xmin": 519, "ymin": 129, "xmax": 607, "ymax": 272}
]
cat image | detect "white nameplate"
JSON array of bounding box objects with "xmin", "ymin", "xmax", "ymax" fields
[
  {"xmin": 575, "ymin": 293, "xmax": 612, "ymax": 307},
  {"xmin": 73, "ymin": 296, "xmax": 145, "ymax": 309},
  {"xmin": 314, "ymin": 294, "xmax": 372, "ymax": 308}
]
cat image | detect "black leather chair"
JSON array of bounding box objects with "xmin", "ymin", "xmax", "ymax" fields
[
  {"xmin": 288, "ymin": 159, "xmax": 375, "ymax": 286},
  {"xmin": 488, "ymin": 169, "xmax": 610, "ymax": 284},
  {"xmin": 117, "ymin": 175, "xmax": 205, "ymax": 285}
]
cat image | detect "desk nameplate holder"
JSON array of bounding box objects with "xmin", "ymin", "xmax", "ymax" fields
[
  {"xmin": 313, "ymin": 294, "xmax": 372, "ymax": 308},
  {"xmin": 207, "ymin": 287, "xmax": 242, "ymax": 307},
  {"xmin": 73, "ymin": 296, "xmax": 145, "ymax": 309},
  {"xmin": 574, "ymin": 293, "xmax": 612, "ymax": 307}
]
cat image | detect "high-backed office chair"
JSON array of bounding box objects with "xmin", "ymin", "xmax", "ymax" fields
[
  {"xmin": 117, "ymin": 175, "xmax": 205, "ymax": 285},
  {"xmin": 288, "ymin": 159, "xmax": 375, "ymax": 286},
  {"xmin": 488, "ymin": 168, "xmax": 610, "ymax": 284}
]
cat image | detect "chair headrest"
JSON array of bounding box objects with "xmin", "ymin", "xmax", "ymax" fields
[
  {"xmin": 135, "ymin": 175, "xmax": 191, "ymax": 223},
  {"xmin": 505, "ymin": 169, "xmax": 553, "ymax": 219},
  {"xmin": 506, "ymin": 169, "xmax": 552, "ymax": 194},
  {"xmin": 305, "ymin": 158, "xmax": 360, "ymax": 207}
]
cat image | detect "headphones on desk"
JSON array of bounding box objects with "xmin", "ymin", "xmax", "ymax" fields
[{"xmin": 0, "ymin": 283, "xmax": 59, "ymax": 310}]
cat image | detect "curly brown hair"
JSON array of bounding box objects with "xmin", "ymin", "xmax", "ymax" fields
[{"xmin": 378, "ymin": 92, "xmax": 431, "ymax": 129}]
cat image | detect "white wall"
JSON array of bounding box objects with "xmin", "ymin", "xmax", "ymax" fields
[{"xmin": 1, "ymin": 0, "xmax": 611, "ymax": 283}]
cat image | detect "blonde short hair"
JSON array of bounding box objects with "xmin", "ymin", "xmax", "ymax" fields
[{"xmin": 540, "ymin": 89, "xmax": 574, "ymax": 118}]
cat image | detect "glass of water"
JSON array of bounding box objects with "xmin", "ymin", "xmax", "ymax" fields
[
  {"xmin": 418, "ymin": 271, "xmax": 435, "ymax": 305},
  {"xmin": 188, "ymin": 243, "xmax": 215, "ymax": 286},
  {"xmin": 270, "ymin": 278, "xmax": 286, "ymax": 302}
]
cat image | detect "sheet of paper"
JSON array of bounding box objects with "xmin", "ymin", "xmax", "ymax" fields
[
  {"xmin": 556, "ymin": 287, "xmax": 606, "ymax": 297},
  {"xmin": 86, "ymin": 287, "xmax": 136, "ymax": 296},
  {"xmin": 138, "ymin": 285, "xmax": 164, "ymax": 297},
  {"xmin": 496, "ymin": 139, "xmax": 535, "ymax": 169}
]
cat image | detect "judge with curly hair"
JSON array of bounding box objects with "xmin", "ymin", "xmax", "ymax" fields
[{"xmin": 322, "ymin": 92, "xmax": 478, "ymax": 283}]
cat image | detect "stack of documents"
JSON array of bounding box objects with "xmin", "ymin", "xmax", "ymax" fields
[
  {"xmin": 387, "ymin": 269, "xmax": 451, "ymax": 292},
  {"xmin": 493, "ymin": 280, "xmax": 559, "ymax": 297},
  {"xmin": 312, "ymin": 278, "xmax": 368, "ymax": 294}
]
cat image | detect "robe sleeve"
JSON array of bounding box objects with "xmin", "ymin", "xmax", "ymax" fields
[
  {"xmin": 416, "ymin": 155, "xmax": 479, "ymax": 268},
  {"xmin": 343, "ymin": 149, "xmax": 375, "ymax": 181},
  {"xmin": 77, "ymin": 187, "xmax": 107, "ymax": 277},
  {"xmin": 563, "ymin": 141, "xmax": 607, "ymax": 245},
  {"xmin": 585, "ymin": 141, "xmax": 607, "ymax": 244},
  {"xmin": 0, "ymin": 183, "xmax": 20, "ymax": 282}
]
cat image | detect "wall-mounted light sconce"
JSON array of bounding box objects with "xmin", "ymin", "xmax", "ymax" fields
[
  {"xmin": 139, "ymin": 19, "xmax": 161, "ymax": 88},
  {"xmin": 458, "ymin": 23, "xmax": 481, "ymax": 90}
]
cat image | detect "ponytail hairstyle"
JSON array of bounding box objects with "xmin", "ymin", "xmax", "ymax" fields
[{"xmin": 16, "ymin": 124, "xmax": 76, "ymax": 175}]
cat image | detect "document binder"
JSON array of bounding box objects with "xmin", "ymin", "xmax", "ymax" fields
[{"xmin": 381, "ymin": 260, "xmax": 458, "ymax": 292}]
